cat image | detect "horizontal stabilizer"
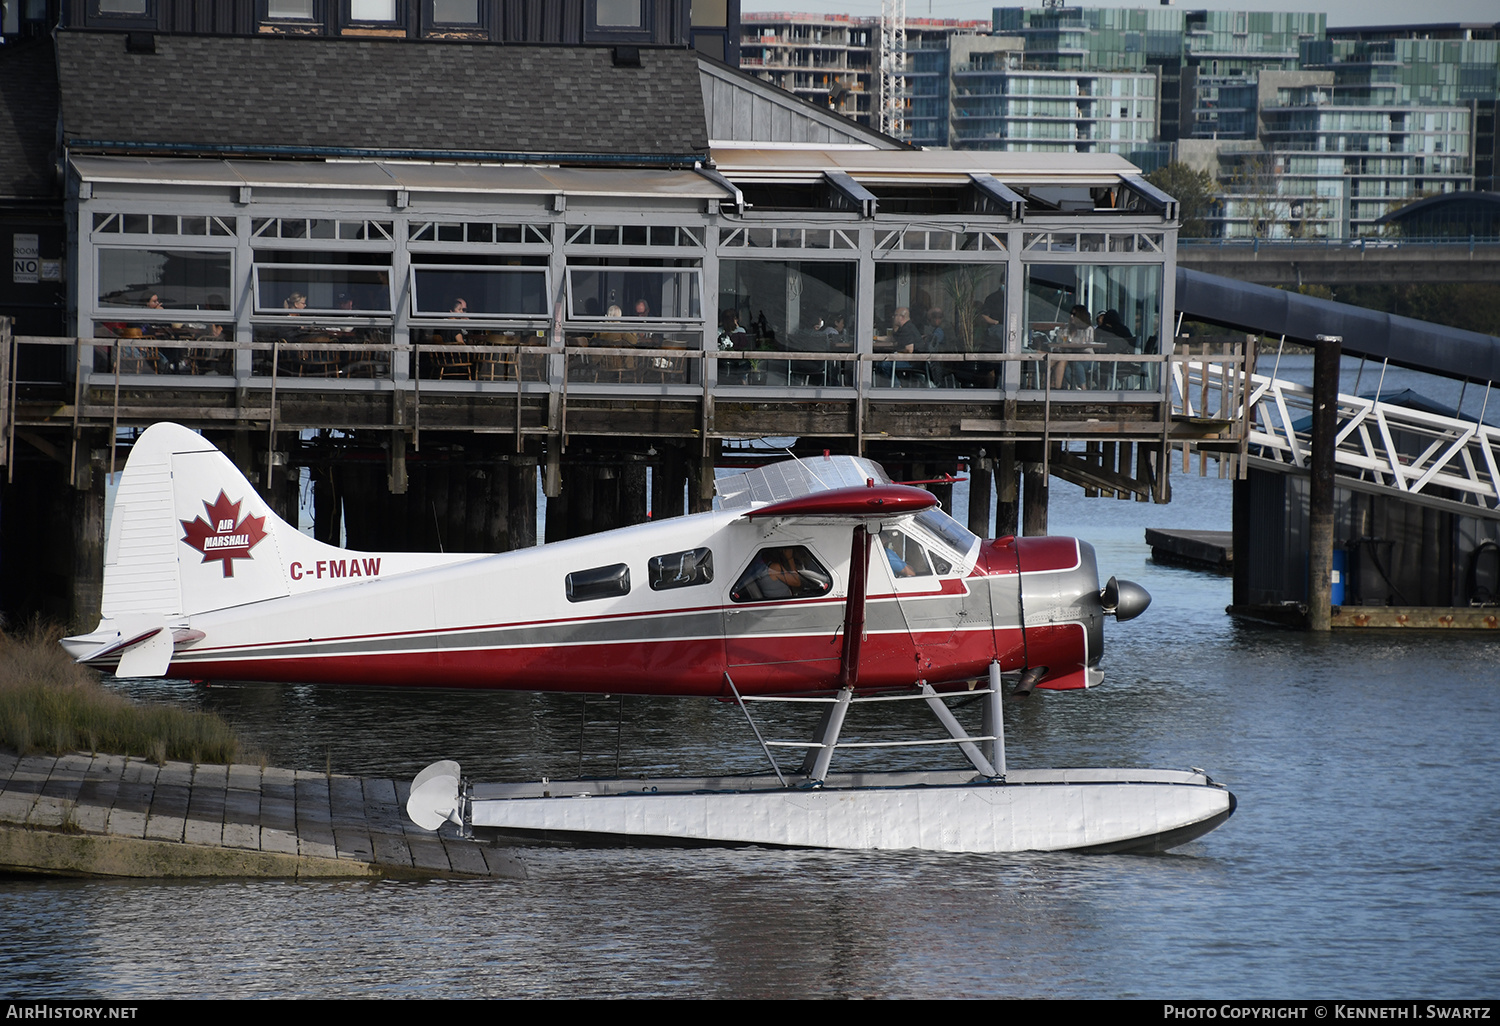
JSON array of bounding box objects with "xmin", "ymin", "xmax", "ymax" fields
[{"xmin": 115, "ymin": 625, "xmax": 176, "ymax": 678}]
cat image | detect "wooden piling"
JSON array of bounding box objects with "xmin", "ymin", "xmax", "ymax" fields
[
  {"xmin": 966, "ymin": 456, "xmax": 993, "ymax": 538},
  {"xmin": 995, "ymin": 443, "xmax": 1018, "ymax": 538},
  {"xmin": 1308, "ymin": 335, "xmax": 1341, "ymax": 632}
]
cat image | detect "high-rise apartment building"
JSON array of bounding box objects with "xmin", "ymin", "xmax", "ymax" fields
[
  {"xmin": 738, "ymin": 13, "xmax": 882, "ymax": 125},
  {"xmin": 946, "ymin": 33, "xmax": 1161, "ymax": 162},
  {"xmin": 738, "ymin": 13, "xmax": 987, "ymax": 131}
]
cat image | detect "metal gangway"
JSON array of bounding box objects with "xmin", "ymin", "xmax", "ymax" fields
[{"xmin": 1173, "ymin": 354, "xmax": 1500, "ymax": 515}]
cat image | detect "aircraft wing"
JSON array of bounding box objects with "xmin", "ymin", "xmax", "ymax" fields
[
  {"xmin": 717, "ymin": 454, "xmax": 891, "ymax": 510},
  {"xmin": 742, "ymin": 484, "xmax": 938, "ymax": 521}
]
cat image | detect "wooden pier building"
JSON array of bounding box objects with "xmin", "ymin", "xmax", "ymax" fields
[{"xmin": 0, "ymin": 30, "xmax": 1221, "ymax": 626}]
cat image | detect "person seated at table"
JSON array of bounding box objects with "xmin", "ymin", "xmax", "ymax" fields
[
  {"xmin": 188, "ymin": 322, "xmax": 232, "ymax": 375},
  {"xmin": 444, "ymin": 296, "xmax": 468, "ymax": 345},
  {"xmin": 1049, "ymin": 304, "xmax": 1095, "ymax": 388},
  {"xmin": 1094, "ymin": 308, "xmax": 1143, "ymax": 387},
  {"xmin": 875, "ymin": 307, "xmax": 927, "ymax": 387},
  {"xmin": 974, "ymin": 289, "xmax": 1005, "ymax": 348},
  {"xmin": 718, "ymin": 309, "xmax": 749, "ymax": 351},
  {"xmin": 629, "ymin": 298, "xmax": 659, "ymax": 345},
  {"xmin": 924, "ymin": 308, "xmax": 947, "ymax": 351},
  {"xmin": 283, "ymin": 292, "xmax": 307, "ymax": 313},
  {"xmin": 596, "ymin": 304, "xmax": 637, "ymax": 344},
  {"xmin": 892, "ymin": 306, "xmax": 923, "ymax": 354},
  {"xmin": 138, "ymin": 293, "xmax": 168, "ymax": 337},
  {"xmin": 1094, "ymin": 308, "xmax": 1135, "ymax": 352}
]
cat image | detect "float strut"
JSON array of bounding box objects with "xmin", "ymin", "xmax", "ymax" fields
[
  {"xmin": 921, "ymin": 682, "xmax": 996, "ymax": 778},
  {"xmin": 807, "ymin": 688, "xmax": 854, "ymax": 785},
  {"xmin": 984, "ymin": 661, "xmax": 1007, "ymax": 779}
]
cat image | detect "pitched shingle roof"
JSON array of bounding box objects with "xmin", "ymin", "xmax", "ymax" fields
[
  {"xmin": 0, "ymin": 38, "xmax": 61, "ymax": 199},
  {"xmin": 57, "ymin": 32, "xmax": 709, "ymax": 165}
]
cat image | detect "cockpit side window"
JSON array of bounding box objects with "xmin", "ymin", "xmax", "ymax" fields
[
  {"xmin": 880, "ymin": 529, "xmax": 934, "ymax": 578},
  {"xmin": 730, "ymin": 546, "xmax": 834, "ymax": 603},
  {"xmin": 649, "ymin": 548, "xmax": 714, "ymax": 591}
]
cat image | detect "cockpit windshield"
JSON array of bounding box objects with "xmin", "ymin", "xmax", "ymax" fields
[{"xmin": 912, "ymin": 508, "xmax": 979, "ymax": 561}]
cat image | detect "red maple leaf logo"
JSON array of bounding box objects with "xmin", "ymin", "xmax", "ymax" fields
[{"xmin": 181, "ymin": 491, "xmax": 268, "ymax": 578}]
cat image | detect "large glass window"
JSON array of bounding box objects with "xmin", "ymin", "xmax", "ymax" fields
[
  {"xmin": 254, "ymin": 265, "xmax": 392, "ymax": 314},
  {"xmin": 566, "ymin": 267, "xmax": 700, "ymax": 321},
  {"xmin": 718, "ymin": 259, "xmax": 857, "ymax": 387},
  {"xmin": 1023, "ymin": 263, "xmax": 1163, "ymax": 391},
  {"xmin": 411, "ymin": 266, "xmax": 549, "ymax": 317},
  {"xmin": 252, "ymin": 323, "xmax": 393, "ymax": 379},
  {"xmin": 96, "ymin": 249, "xmax": 232, "ymax": 311},
  {"xmin": 872, "ymin": 262, "xmax": 1005, "ymax": 389}
]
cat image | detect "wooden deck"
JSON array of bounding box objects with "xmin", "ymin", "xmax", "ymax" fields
[{"xmin": 0, "ymin": 749, "xmax": 525, "ymax": 879}]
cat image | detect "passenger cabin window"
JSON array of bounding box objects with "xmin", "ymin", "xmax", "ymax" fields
[
  {"xmin": 731, "ymin": 547, "xmax": 833, "ymax": 603},
  {"xmin": 566, "ymin": 563, "xmax": 631, "ymax": 603},
  {"xmin": 649, "ymin": 548, "xmax": 713, "ymax": 591}
]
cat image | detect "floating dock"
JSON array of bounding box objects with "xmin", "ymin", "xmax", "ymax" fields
[
  {"xmin": 1146, "ymin": 528, "xmax": 1233, "ymax": 573},
  {"xmin": 1226, "ymin": 603, "xmax": 1500, "ymax": 630},
  {"xmin": 0, "ymin": 749, "xmax": 524, "ymax": 879}
]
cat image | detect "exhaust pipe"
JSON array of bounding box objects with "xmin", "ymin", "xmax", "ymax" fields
[{"xmin": 1014, "ymin": 666, "xmax": 1047, "ymax": 698}]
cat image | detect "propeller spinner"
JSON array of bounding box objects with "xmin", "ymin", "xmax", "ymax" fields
[{"xmin": 1099, "ymin": 576, "xmax": 1151, "ymax": 622}]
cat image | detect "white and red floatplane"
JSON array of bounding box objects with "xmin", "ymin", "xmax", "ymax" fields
[{"xmin": 64, "ymin": 422, "xmax": 1234, "ymax": 854}]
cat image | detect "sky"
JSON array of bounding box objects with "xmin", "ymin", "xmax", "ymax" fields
[{"xmin": 740, "ymin": 0, "xmax": 1500, "ymax": 30}]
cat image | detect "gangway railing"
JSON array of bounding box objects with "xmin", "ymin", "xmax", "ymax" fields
[{"xmin": 1176, "ymin": 354, "xmax": 1500, "ymax": 513}]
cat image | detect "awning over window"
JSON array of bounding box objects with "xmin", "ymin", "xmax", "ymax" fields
[{"xmin": 70, "ymin": 156, "xmax": 737, "ymax": 202}]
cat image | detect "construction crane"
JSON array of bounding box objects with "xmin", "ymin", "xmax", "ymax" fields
[{"xmin": 879, "ymin": 0, "xmax": 907, "ymax": 139}]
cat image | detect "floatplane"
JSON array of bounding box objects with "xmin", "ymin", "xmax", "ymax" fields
[{"xmin": 64, "ymin": 422, "xmax": 1235, "ymax": 854}]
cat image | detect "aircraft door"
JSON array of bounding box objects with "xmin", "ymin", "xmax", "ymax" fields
[
  {"xmin": 722, "ymin": 533, "xmax": 847, "ymax": 693},
  {"xmin": 870, "ymin": 526, "xmax": 988, "ymax": 687}
]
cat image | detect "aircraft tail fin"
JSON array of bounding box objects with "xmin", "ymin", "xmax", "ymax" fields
[{"xmin": 65, "ymin": 422, "xmax": 474, "ymax": 674}]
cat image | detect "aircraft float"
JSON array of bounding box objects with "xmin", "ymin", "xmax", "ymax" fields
[{"xmin": 64, "ymin": 422, "xmax": 1235, "ymax": 853}]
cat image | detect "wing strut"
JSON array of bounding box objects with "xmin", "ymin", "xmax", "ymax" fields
[
  {"xmin": 837, "ymin": 524, "xmax": 872, "ymax": 690},
  {"xmin": 798, "ymin": 524, "xmax": 872, "ymax": 783}
]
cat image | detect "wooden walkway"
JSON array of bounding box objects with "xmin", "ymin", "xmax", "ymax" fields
[{"xmin": 0, "ymin": 749, "xmax": 525, "ymax": 879}]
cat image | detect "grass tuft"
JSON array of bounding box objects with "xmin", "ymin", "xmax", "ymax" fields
[{"xmin": 0, "ymin": 623, "xmax": 245, "ymax": 764}]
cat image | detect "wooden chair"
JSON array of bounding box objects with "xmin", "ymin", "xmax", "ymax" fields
[
  {"xmin": 474, "ymin": 334, "xmax": 517, "ymax": 382},
  {"xmin": 436, "ymin": 346, "xmax": 474, "ymax": 380},
  {"xmin": 117, "ymin": 345, "xmax": 163, "ymax": 374},
  {"xmin": 292, "ymin": 334, "xmax": 342, "ymax": 378}
]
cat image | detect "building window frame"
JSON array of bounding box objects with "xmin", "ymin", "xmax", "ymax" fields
[
  {"xmin": 421, "ymin": 0, "xmax": 486, "ymax": 32},
  {"xmin": 256, "ymin": 0, "xmax": 324, "ymax": 28},
  {"xmin": 84, "ymin": 0, "xmax": 159, "ymax": 30},
  {"xmin": 583, "ymin": 0, "xmax": 653, "ymax": 43},
  {"xmin": 339, "ymin": 0, "xmax": 409, "ymax": 32}
]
